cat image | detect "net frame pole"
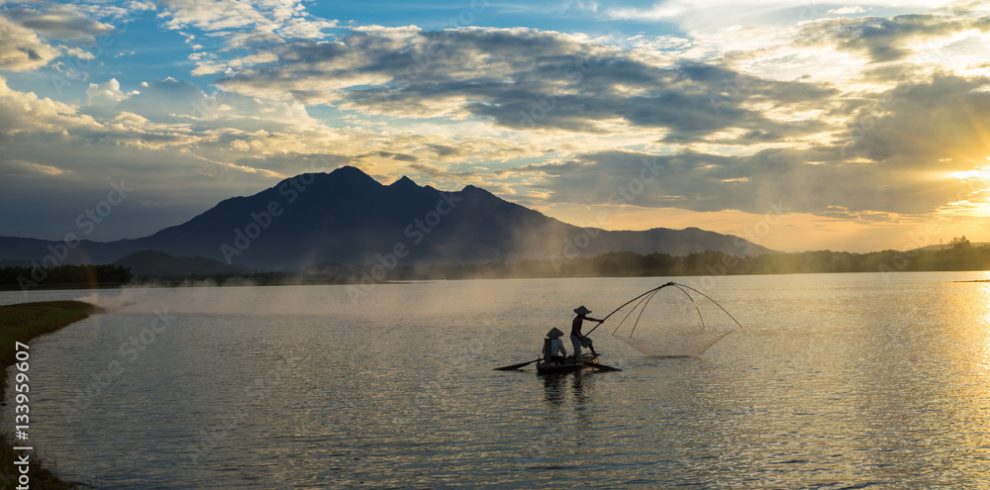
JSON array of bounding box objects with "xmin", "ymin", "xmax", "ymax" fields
[
  {"xmin": 586, "ymin": 281, "xmax": 743, "ymax": 337},
  {"xmin": 586, "ymin": 282, "xmax": 676, "ymax": 336}
]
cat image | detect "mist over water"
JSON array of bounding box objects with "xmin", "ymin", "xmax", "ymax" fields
[{"xmin": 4, "ymin": 272, "xmax": 990, "ymax": 487}]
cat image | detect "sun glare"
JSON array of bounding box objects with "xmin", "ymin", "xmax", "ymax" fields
[
  {"xmin": 941, "ymin": 164, "xmax": 990, "ymax": 216},
  {"xmin": 948, "ymin": 165, "xmax": 990, "ymax": 181},
  {"xmin": 982, "ymin": 282, "xmax": 990, "ymax": 327}
]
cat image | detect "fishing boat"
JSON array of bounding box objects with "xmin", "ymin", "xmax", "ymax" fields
[
  {"xmin": 495, "ymin": 352, "xmax": 620, "ymax": 373},
  {"xmin": 536, "ymin": 353, "xmax": 600, "ymax": 375},
  {"xmin": 492, "ymin": 282, "xmax": 742, "ymax": 374}
]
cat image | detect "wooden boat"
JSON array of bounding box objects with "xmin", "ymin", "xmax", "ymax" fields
[{"xmin": 536, "ymin": 353, "xmax": 600, "ymax": 374}]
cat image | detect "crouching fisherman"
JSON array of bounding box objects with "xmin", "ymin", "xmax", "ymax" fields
[
  {"xmin": 543, "ymin": 327, "xmax": 567, "ymax": 364},
  {"xmin": 571, "ymin": 305, "xmax": 602, "ymax": 358}
]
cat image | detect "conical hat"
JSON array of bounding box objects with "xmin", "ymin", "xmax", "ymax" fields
[
  {"xmin": 573, "ymin": 305, "xmax": 591, "ymax": 315},
  {"xmin": 546, "ymin": 327, "xmax": 564, "ymax": 338}
]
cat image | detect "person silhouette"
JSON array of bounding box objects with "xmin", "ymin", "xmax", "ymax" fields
[
  {"xmin": 570, "ymin": 305, "xmax": 602, "ymax": 357},
  {"xmin": 543, "ymin": 327, "xmax": 567, "ymax": 363}
]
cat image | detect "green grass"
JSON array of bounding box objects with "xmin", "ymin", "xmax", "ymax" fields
[{"xmin": 0, "ymin": 301, "xmax": 99, "ymax": 489}]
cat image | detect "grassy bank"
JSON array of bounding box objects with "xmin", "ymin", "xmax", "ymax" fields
[
  {"xmin": 0, "ymin": 301, "xmax": 99, "ymax": 489},
  {"xmin": 0, "ymin": 283, "xmax": 128, "ymax": 292}
]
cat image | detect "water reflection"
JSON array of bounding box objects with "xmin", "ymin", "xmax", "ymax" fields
[
  {"xmin": 541, "ymin": 372, "xmax": 594, "ymax": 408},
  {"xmin": 983, "ymin": 283, "xmax": 990, "ymax": 326},
  {"xmin": 542, "ymin": 374, "xmax": 565, "ymax": 406},
  {"xmin": 7, "ymin": 272, "xmax": 990, "ymax": 488},
  {"xmin": 571, "ymin": 373, "xmax": 588, "ymax": 407}
]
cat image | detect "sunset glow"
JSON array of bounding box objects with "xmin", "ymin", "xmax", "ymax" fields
[
  {"xmin": 1, "ymin": 0, "xmax": 989, "ymax": 250},
  {"xmin": 5, "ymin": 3, "xmax": 990, "ymax": 488}
]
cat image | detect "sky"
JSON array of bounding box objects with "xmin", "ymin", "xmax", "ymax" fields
[{"xmin": 1, "ymin": 0, "xmax": 989, "ymax": 252}]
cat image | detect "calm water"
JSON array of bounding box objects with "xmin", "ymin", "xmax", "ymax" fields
[{"xmin": 4, "ymin": 272, "xmax": 990, "ymax": 488}]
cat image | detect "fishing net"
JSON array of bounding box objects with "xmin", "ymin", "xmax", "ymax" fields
[{"xmin": 603, "ymin": 283, "xmax": 742, "ymax": 357}]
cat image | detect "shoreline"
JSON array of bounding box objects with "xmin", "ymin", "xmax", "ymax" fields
[
  {"xmin": 1, "ymin": 269, "xmax": 988, "ymax": 293},
  {"xmin": 0, "ymin": 301, "xmax": 99, "ymax": 489},
  {"xmin": 0, "ymin": 284, "xmax": 126, "ymax": 292}
]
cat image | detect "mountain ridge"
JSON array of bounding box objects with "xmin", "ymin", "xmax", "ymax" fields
[{"xmin": 0, "ymin": 166, "xmax": 771, "ymax": 269}]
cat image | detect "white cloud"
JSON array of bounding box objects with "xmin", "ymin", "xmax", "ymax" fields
[
  {"xmin": 85, "ymin": 78, "xmax": 133, "ymax": 106},
  {"xmin": 0, "ymin": 15, "xmax": 60, "ymax": 71},
  {"xmin": 277, "ymin": 16, "xmax": 338, "ymax": 39},
  {"xmin": 160, "ymin": 0, "xmax": 266, "ymax": 31},
  {"xmin": 0, "ymin": 75, "xmax": 100, "ymax": 133},
  {"xmin": 606, "ymin": 0, "xmax": 959, "ymax": 32},
  {"xmin": 608, "ymin": 2, "xmax": 685, "ymax": 20},
  {"xmin": 1, "ymin": 159, "xmax": 68, "ymax": 176},
  {"xmin": 828, "ymin": 6, "xmax": 867, "ymax": 15},
  {"xmin": 214, "ymin": 26, "xmax": 833, "ymax": 146},
  {"xmin": 126, "ymin": 1, "xmax": 157, "ymax": 12},
  {"xmin": 190, "ymin": 50, "xmax": 278, "ymax": 76},
  {"xmin": 6, "ymin": 4, "xmax": 114, "ymax": 41},
  {"xmin": 190, "ymin": 60, "xmax": 227, "ymax": 76},
  {"xmin": 158, "ymin": 0, "xmax": 337, "ymax": 49},
  {"xmin": 62, "ymin": 45, "xmax": 94, "ymax": 60}
]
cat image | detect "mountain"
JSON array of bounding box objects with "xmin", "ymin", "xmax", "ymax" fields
[
  {"xmin": 114, "ymin": 250, "xmax": 250, "ymax": 278},
  {"xmin": 0, "ymin": 166, "xmax": 771, "ymax": 269},
  {"xmin": 911, "ymin": 242, "xmax": 989, "ymax": 252}
]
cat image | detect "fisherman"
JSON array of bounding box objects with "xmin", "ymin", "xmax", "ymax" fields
[
  {"xmin": 571, "ymin": 305, "xmax": 602, "ymax": 358},
  {"xmin": 543, "ymin": 327, "xmax": 567, "ymax": 364}
]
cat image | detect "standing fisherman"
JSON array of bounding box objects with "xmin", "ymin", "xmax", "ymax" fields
[{"xmin": 571, "ymin": 305, "xmax": 603, "ymax": 358}]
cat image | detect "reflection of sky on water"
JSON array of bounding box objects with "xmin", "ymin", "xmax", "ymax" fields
[{"xmin": 4, "ymin": 271, "xmax": 990, "ymax": 487}]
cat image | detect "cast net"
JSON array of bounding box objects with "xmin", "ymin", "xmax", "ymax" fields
[{"xmin": 600, "ymin": 283, "xmax": 742, "ymax": 357}]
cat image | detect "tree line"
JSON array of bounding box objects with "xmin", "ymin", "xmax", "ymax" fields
[
  {"xmin": 0, "ymin": 265, "xmax": 132, "ymax": 289},
  {"xmin": 394, "ymin": 238, "xmax": 990, "ymax": 280},
  {"xmin": 1, "ymin": 238, "xmax": 986, "ymax": 288}
]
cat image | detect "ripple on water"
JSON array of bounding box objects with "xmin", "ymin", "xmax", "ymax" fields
[{"xmin": 2, "ymin": 273, "xmax": 990, "ymax": 487}]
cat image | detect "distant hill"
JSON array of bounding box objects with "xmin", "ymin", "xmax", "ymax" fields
[
  {"xmin": 911, "ymin": 242, "xmax": 989, "ymax": 252},
  {"xmin": 0, "ymin": 166, "xmax": 771, "ymax": 270},
  {"xmin": 114, "ymin": 250, "xmax": 250, "ymax": 278}
]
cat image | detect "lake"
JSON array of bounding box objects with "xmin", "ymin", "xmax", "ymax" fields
[{"xmin": 4, "ymin": 272, "xmax": 990, "ymax": 488}]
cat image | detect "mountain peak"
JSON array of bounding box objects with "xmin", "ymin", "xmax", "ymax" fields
[
  {"xmin": 328, "ymin": 165, "xmax": 377, "ymax": 182},
  {"xmin": 290, "ymin": 165, "xmax": 382, "ymax": 190},
  {"xmin": 390, "ymin": 175, "xmax": 418, "ymax": 188},
  {"xmin": 461, "ymin": 184, "xmax": 489, "ymax": 194},
  {"xmin": 331, "ymin": 165, "xmax": 364, "ymax": 175}
]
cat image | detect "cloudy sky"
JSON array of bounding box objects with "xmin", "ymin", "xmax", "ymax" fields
[{"xmin": 1, "ymin": 0, "xmax": 989, "ymax": 251}]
